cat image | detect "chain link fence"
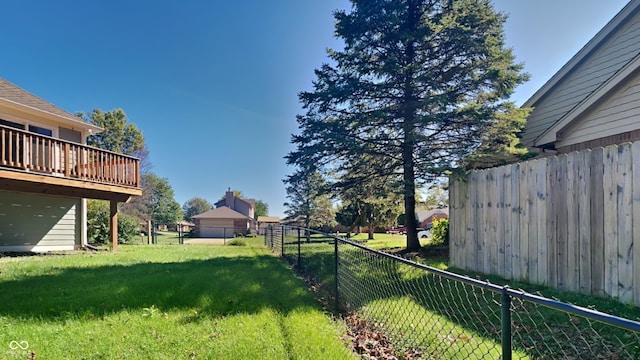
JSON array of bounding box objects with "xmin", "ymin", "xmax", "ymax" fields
[
  {"xmin": 266, "ymin": 225, "xmax": 640, "ymax": 359},
  {"xmin": 123, "ymin": 224, "xmax": 256, "ymax": 245}
]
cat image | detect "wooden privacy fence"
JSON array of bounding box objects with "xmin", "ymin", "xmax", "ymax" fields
[{"xmin": 449, "ymin": 141, "xmax": 640, "ymax": 306}]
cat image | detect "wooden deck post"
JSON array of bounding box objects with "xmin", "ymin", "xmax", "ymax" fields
[
  {"xmin": 147, "ymin": 220, "xmax": 152, "ymax": 245},
  {"xmin": 110, "ymin": 200, "xmax": 118, "ymax": 252}
]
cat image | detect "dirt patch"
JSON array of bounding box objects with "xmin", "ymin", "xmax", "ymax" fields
[
  {"xmin": 343, "ymin": 313, "xmax": 423, "ymax": 360},
  {"xmin": 384, "ymin": 245, "xmax": 448, "ymax": 261},
  {"xmin": 0, "ymin": 250, "xmax": 81, "ymax": 258}
]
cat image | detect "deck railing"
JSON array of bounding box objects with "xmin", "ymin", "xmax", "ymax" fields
[{"xmin": 0, "ymin": 125, "xmax": 140, "ymax": 188}]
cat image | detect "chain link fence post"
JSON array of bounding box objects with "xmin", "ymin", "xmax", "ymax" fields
[
  {"xmin": 502, "ymin": 286, "xmax": 512, "ymax": 360},
  {"xmin": 334, "ymin": 236, "xmax": 339, "ymax": 314}
]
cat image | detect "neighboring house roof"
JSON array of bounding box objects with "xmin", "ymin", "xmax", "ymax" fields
[
  {"xmin": 257, "ymin": 216, "xmax": 280, "ymax": 223},
  {"xmin": 214, "ymin": 196, "xmax": 255, "ymax": 209},
  {"xmin": 177, "ymin": 221, "xmax": 195, "ymax": 226},
  {"xmin": 0, "ymin": 77, "xmax": 102, "ymax": 133},
  {"xmin": 281, "ymin": 215, "xmax": 304, "ymax": 225},
  {"xmin": 520, "ymin": 0, "xmax": 640, "ymax": 149},
  {"xmin": 416, "ymin": 208, "xmax": 449, "ymax": 223},
  {"xmin": 192, "ymin": 206, "xmax": 251, "ymax": 220},
  {"xmin": 243, "ymin": 198, "xmax": 256, "ymax": 207}
]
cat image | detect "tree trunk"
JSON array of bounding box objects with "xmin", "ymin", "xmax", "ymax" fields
[
  {"xmin": 403, "ymin": 146, "xmax": 419, "ymax": 250},
  {"xmin": 403, "ymin": 2, "xmax": 420, "ymax": 251},
  {"xmin": 368, "ymin": 225, "xmax": 374, "ymax": 240},
  {"xmin": 305, "ymin": 213, "xmax": 311, "ymax": 242}
]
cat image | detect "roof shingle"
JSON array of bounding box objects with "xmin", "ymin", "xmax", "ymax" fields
[
  {"xmin": 192, "ymin": 206, "xmax": 251, "ymax": 220},
  {"xmin": 0, "ymin": 77, "xmax": 95, "ymax": 128}
]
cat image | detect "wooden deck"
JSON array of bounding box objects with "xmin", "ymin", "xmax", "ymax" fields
[{"xmin": 0, "ymin": 124, "xmax": 141, "ymax": 202}]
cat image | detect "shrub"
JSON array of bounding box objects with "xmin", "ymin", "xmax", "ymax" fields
[
  {"xmin": 430, "ymin": 217, "xmax": 449, "ymax": 246},
  {"xmin": 87, "ymin": 200, "xmax": 109, "ymax": 244},
  {"xmin": 87, "ymin": 200, "xmax": 141, "ymax": 244},
  {"xmin": 227, "ymin": 239, "xmax": 247, "ymax": 246},
  {"xmin": 118, "ymin": 214, "xmax": 141, "ymax": 243}
]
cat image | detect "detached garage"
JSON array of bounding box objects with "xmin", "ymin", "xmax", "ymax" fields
[
  {"xmin": 0, "ymin": 190, "xmax": 82, "ymax": 252},
  {"xmin": 192, "ymin": 206, "xmax": 251, "ymax": 238}
]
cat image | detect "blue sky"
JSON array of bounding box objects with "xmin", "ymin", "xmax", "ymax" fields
[{"xmin": 0, "ymin": 0, "xmax": 630, "ymax": 217}]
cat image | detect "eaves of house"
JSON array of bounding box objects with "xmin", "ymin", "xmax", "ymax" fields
[{"xmin": 521, "ymin": 0, "xmax": 640, "ymax": 152}]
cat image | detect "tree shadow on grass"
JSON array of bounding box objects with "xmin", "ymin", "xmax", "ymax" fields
[{"xmin": 0, "ymin": 255, "xmax": 319, "ymax": 321}]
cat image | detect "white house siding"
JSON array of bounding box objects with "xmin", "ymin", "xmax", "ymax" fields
[
  {"xmin": 558, "ymin": 71, "xmax": 640, "ymax": 149},
  {"xmin": 522, "ymin": 9, "xmax": 640, "ymax": 148},
  {"xmin": 0, "ymin": 191, "xmax": 80, "ymax": 252},
  {"xmin": 197, "ymin": 219, "xmax": 234, "ymax": 238}
]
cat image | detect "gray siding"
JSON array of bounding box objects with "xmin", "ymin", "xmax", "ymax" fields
[
  {"xmin": 558, "ymin": 71, "xmax": 640, "ymax": 148},
  {"xmin": 0, "ymin": 191, "xmax": 79, "ymax": 251},
  {"xmin": 522, "ymin": 9, "xmax": 640, "ymax": 147},
  {"xmin": 234, "ymin": 201, "xmax": 253, "ymax": 218}
]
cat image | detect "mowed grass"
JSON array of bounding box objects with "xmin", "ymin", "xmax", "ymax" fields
[
  {"xmin": 126, "ymin": 230, "xmax": 185, "ymax": 245},
  {"xmin": 338, "ymin": 232, "xmax": 431, "ymax": 249},
  {"xmin": 0, "ymin": 243, "xmax": 355, "ymax": 359},
  {"xmin": 336, "ymin": 233, "xmax": 447, "ymax": 269}
]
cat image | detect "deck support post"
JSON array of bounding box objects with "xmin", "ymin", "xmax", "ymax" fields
[{"xmin": 110, "ymin": 200, "xmax": 118, "ymax": 252}]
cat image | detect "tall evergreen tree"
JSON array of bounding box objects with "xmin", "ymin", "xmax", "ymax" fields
[
  {"xmin": 336, "ymin": 154, "xmax": 403, "ymax": 239},
  {"xmin": 287, "ymin": 0, "xmax": 528, "ymax": 250},
  {"xmin": 283, "ymin": 169, "xmax": 335, "ymax": 237}
]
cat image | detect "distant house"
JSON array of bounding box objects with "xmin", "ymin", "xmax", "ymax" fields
[
  {"xmin": 192, "ymin": 189, "xmax": 255, "ymax": 237},
  {"xmin": 0, "ymin": 77, "xmax": 141, "ymax": 252},
  {"xmin": 192, "ymin": 207, "xmax": 252, "ymax": 238},
  {"xmin": 214, "ymin": 189, "xmax": 255, "ymax": 219},
  {"xmin": 417, "ymin": 208, "xmax": 448, "ymax": 229},
  {"xmin": 173, "ymin": 221, "xmax": 194, "ymax": 233},
  {"xmin": 257, "ymin": 216, "xmax": 280, "ymax": 235},
  {"xmin": 520, "ymin": 0, "xmax": 640, "ymax": 154}
]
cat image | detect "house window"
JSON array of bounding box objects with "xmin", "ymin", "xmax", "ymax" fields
[
  {"xmin": 0, "ymin": 119, "xmax": 25, "ymax": 165},
  {"xmin": 1, "ymin": 120, "xmax": 54, "ymax": 170},
  {"xmin": 0, "ymin": 119, "xmax": 25, "ymax": 130},
  {"xmin": 26, "ymin": 125, "xmax": 54, "ymax": 170},
  {"xmin": 28, "ymin": 125, "xmax": 53, "ymax": 137},
  {"xmin": 59, "ymin": 127, "xmax": 81, "ymax": 143}
]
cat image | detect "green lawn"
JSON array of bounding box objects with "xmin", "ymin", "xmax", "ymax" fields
[
  {"xmin": 337, "ymin": 232, "xmax": 431, "ymax": 249},
  {"xmin": 0, "ymin": 243, "xmax": 355, "ymax": 359},
  {"xmin": 126, "ymin": 230, "xmax": 183, "ymax": 245}
]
